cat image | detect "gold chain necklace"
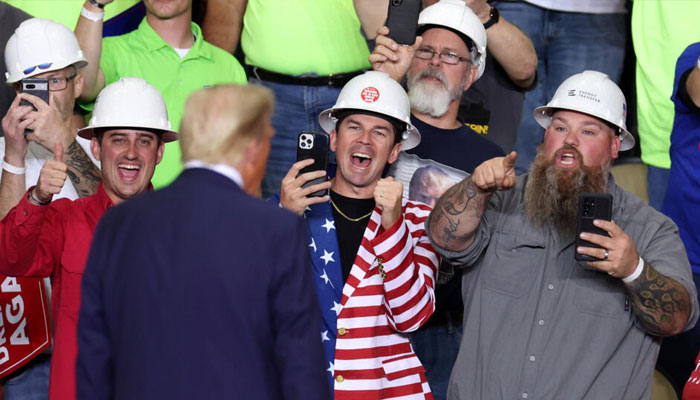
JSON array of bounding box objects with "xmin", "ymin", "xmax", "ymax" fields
[{"xmin": 330, "ymin": 198, "xmax": 373, "ymax": 222}]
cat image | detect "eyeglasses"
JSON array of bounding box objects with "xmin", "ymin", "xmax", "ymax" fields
[
  {"xmin": 22, "ymin": 63, "xmax": 53, "ymax": 75},
  {"xmin": 414, "ymin": 48, "xmax": 470, "ymax": 65},
  {"xmin": 47, "ymin": 75, "xmax": 77, "ymax": 91}
]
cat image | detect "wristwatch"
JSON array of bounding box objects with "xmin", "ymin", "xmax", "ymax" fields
[{"xmin": 483, "ymin": 6, "xmax": 500, "ymax": 29}]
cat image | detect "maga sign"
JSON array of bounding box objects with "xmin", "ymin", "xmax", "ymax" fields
[{"xmin": 0, "ymin": 276, "xmax": 51, "ymax": 378}]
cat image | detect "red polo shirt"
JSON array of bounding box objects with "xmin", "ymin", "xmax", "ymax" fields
[{"xmin": 0, "ymin": 183, "xmax": 112, "ymax": 400}]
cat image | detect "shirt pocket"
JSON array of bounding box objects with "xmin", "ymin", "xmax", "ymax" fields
[
  {"xmin": 58, "ymin": 250, "xmax": 85, "ymax": 320},
  {"xmin": 381, "ymin": 353, "xmax": 426, "ymax": 381},
  {"xmin": 481, "ymin": 233, "xmax": 545, "ymax": 298},
  {"xmin": 572, "ymin": 269, "xmax": 626, "ymax": 318}
]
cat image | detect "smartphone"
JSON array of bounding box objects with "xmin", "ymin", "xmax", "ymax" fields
[
  {"xmin": 385, "ymin": 0, "xmax": 421, "ymax": 45},
  {"xmin": 20, "ymin": 78, "xmax": 50, "ymax": 135},
  {"xmin": 575, "ymin": 193, "xmax": 613, "ymax": 262},
  {"xmin": 296, "ymin": 132, "xmax": 329, "ymax": 197}
]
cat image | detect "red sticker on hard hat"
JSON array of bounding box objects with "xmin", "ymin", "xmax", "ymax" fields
[{"xmin": 361, "ymin": 87, "xmax": 380, "ymax": 103}]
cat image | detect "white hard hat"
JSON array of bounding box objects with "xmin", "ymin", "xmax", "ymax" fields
[
  {"xmin": 417, "ymin": 0, "xmax": 487, "ymax": 79},
  {"xmin": 5, "ymin": 18, "xmax": 88, "ymax": 84},
  {"xmin": 79, "ymin": 77, "xmax": 177, "ymax": 142},
  {"xmin": 534, "ymin": 70, "xmax": 635, "ymax": 151},
  {"xmin": 319, "ymin": 71, "xmax": 420, "ymax": 150}
]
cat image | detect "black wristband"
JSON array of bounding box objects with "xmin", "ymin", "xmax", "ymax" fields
[
  {"xmin": 28, "ymin": 189, "xmax": 50, "ymax": 206},
  {"xmin": 483, "ymin": 6, "xmax": 500, "ymax": 29},
  {"xmin": 88, "ymin": 0, "xmax": 105, "ymax": 9}
]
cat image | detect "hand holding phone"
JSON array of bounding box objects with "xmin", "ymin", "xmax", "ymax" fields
[
  {"xmin": 575, "ymin": 193, "xmax": 613, "ymax": 262},
  {"xmin": 279, "ymin": 132, "xmax": 331, "ymax": 214}
]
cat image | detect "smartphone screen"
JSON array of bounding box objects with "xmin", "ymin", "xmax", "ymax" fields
[
  {"xmin": 575, "ymin": 193, "xmax": 613, "ymax": 262},
  {"xmin": 385, "ymin": 0, "xmax": 421, "ymax": 45},
  {"xmin": 296, "ymin": 132, "xmax": 330, "ymax": 197}
]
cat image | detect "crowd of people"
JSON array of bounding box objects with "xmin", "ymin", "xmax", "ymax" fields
[{"xmin": 0, "ymin": 0, "xmax": 698, "ymax": 399}]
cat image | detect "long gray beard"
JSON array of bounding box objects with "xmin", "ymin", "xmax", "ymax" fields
[
  {"xmin": 524, "ymin": 145, "xmax": 610, "ymax": 234},
  {"xmin": 407, "ymin": 68, "xmax": 464, "ymax": 118}
]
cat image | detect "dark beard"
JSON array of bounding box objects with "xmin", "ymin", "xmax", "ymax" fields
[{"xmin": 524, "ymin": 145, "xmax": 610, "ymax": 234}]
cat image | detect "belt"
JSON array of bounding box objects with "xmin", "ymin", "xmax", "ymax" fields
[{"xmin": 249, "ymin": 66, "xmax": 367, "ymax": 88}]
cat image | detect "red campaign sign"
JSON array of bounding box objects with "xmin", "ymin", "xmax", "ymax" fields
[{"xmin": 0, "ymin": 276, "xmax": 52, "ymax": 379}]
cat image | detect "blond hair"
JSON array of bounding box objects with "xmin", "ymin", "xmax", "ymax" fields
[{"xmin": 179, "ymin": 84, "xmax": 274, "ymax": 165}]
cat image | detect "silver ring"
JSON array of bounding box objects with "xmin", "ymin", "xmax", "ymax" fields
[
  {"xmin": 603, "ymin": 249, "xmax": 609, "ymax": 260},
  {"xmin": 379, "ymin": 193, "xmax": 384, "ymax": 198}
]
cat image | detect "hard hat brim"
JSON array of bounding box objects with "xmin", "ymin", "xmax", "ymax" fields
[
  {"xmin": 78, "ymin": 125, "xmax": 178, "ymax": 143},
  {"xmin": 318, "ymin": 108, "xmax": 421, "ymax": 151}
]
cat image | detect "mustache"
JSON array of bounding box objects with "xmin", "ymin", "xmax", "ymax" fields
[
  {"xmin": 412, "ymin": 67, "xmax": 449, "ymax": 88},
  {"xmin": 551, "ymin": 144, "xmax": 583, "ymax": 164}
]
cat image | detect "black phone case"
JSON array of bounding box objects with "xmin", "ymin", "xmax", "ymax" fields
[
  {"xmin": 20, "ymin": 78, "xmax": 50, "ymax": 135},
  {"xmin": 386, "ymin": 0, "xmax": 421, "ymax": 45},
  {"xmin": 296, "ymin": 132, "xmax": 329, "ymax": 197},
  {"xmin": 575, "ymin": 193, "xmax": 613, "ymax": 262}
]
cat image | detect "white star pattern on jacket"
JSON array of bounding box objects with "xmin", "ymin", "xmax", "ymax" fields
[
  {"xmin": 320, "ymin": 250, "xmax": 335, "ymax": 265},
  {"xmin": 321, "ymin": 219, "xmax": 335, "ymax": 233}
]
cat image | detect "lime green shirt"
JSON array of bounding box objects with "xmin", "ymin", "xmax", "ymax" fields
[
  {"xmin": 5, "ymin": 0, "xmax": 139, "ymax": 29},
  {"xmin": 632, "ymin": 0, "xmax": 700, "ymax": 168},
  {"xmin": 242, "ymin": 0, "xmax": 370, "ymax": 75},
  {"xmin": 98, "ymin": 18, "xmax": 247, "ymax": 187}
]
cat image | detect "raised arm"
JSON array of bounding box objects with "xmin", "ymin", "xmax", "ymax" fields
[
  {"xmin": 370, "ymin": 198, "xmax": 439, "ymax": 332},
  {"xmin": 22, "ymin": 92, "xmax": 100, "ymax": 197},
  {"xmin": 74, "ymin": 0, "xmax": 111, "ymax": 101},
  {"xmin": 463, "ymin": 0, "xmax": 537, "ymax": 88},
  {"xmin": 428, "ymin": 151, "xmax": 516, "ymax": 252},
  {"xmin": 0, "ymin": 95, "xmax": 32, "ymax": 218},
  {"xmin": 353, "ymin": 0, "xmax": 389, "ymax": 39},
  {"xmin": 202, "ymin": 0, "xmax": 248, "ymax": 53}
]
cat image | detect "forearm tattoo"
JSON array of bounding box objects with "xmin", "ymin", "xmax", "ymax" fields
[
  {"xmin": 429, "ymin": 177, "xmax": 488, "ymax": 250},
  {"xmin": 64, "ymin": 140, "xmax": 101, "ymax": 198},
  {"xmin": 626, "ymin": 262, "xmax": 691, "ymax": 336}
]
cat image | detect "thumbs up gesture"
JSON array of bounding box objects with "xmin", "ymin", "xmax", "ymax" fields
[
  {"xmin": 472, "ymin": 151, "xmax": 518, "ymax": 193},
  {"xmin": 32, "ymin": 142, "xmax": 68, "ymax": 204}
]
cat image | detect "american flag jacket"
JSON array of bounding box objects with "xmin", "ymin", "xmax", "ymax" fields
[{"xmin": 305, "ymin": 199, "xmax": 439, "ymax": 399}]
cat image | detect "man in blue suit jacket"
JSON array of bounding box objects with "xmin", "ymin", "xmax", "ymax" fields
[{"xmin": 77, "ymin": 84, "xmax": 330, "ymax": 400}]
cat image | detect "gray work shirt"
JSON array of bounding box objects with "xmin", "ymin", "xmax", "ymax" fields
[{"xmin": 429, "ymin": 175, "xmax": 699, "ymax": 400}]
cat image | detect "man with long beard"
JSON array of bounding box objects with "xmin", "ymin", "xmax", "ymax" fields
[{"xmin": 427, "ymin": 70, "xmax": 699, "ymax": 399}]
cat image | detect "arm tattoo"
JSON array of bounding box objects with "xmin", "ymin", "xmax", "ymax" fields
[
  {"xmin": 64, "ymin": 140, "xmax": 101, "ymax": 198},
  {"xmin": 429, "ymin": 177, "xmax": 489, "ymax": 251},
  {"xmin": 626, "ymin": 262, "xmax": 691, "ymax": 336}
]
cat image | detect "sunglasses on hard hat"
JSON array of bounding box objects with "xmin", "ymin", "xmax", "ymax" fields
[{"xmin": 22, "ymin": 63, "xmax": 53, "ymax": 76}]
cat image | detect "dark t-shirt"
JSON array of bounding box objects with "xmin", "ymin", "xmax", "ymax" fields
[
  {"xmin": 390, "ymin": 115, "xmax": 504, "ymax": 317},
  {"xmin": 0, "ymin": 3, "xmax": 31, "ymax": 120},
  {"xmin": 330, "ymin": 190, "xmax": 376, "ymax": 282},
  {"xmin": 458, "ymin": 49, "xmax": 534, "ymax": 153}
]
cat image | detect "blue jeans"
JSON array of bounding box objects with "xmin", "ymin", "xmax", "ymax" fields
[
  {"xmin": 491, "ymin": 2, "xmax": 627, "ymax": 174},
  {"xmin": 647, "ymin": 165, "xmax": 670, "ymax": 212},
  {"xmin": 249, "ymin": 78, "xmax": 341, "ymax": 199},
  {"xmin": 3, "ymin": 355, "xmax": 50, "ymax": 400},
  {"xmin": 410, "ymin": 321, "xmax": 462, "ymax": 400}
]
